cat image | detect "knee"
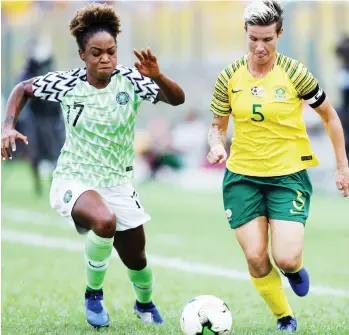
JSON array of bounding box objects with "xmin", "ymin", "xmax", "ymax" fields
[
  {"xmin": 93, "ymin": 213, "xmax": 116, "ymax": 238},
  {"xmin": 124, "ymin": 250, "xmax": 147, "ymax": 271},
  {"xmin": 273, "ymin": 255, "xmax": 300, "ymax": 273},
  {"xmin": 137, "ymin": 250, "xmax": 147, "ymax": 263},
  {"xmin": 132, "ymin": 254, "xmax": 147, "ymax": 271},
  {"xmin": 245, "ymin": 249, "xmax": 269, "ymax": 273}
]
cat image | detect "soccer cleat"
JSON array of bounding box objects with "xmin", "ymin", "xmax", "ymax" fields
[
  {"xmin": 85, "ymin": 289, "xmax": 110, "ymax": 328},
  {"xmin": 134, "ymin": 300, "xmax": 164, "ymax": 324},
  {"xmin": 283, "ymin": 268, "xmax": 310, "ymax": 297},
  {"xmin": 277, "ymin": 316, "xmax": 297, "ymax": 332}
]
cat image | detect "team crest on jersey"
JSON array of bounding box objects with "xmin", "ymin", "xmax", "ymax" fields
[
  {"xmin": 63, "ymin": 190, "xmax": 72, "ymax": 203},
  {"xmin": 251, "ymin": 86, "xmax": 265, "ymax": 97},
  {"xmin": 275, "ymin": 87, "xmax": 286, "ymax": 101},
  {"xmin": 116, "ymin": 92, "xmax": 130, "ymax": 105}
]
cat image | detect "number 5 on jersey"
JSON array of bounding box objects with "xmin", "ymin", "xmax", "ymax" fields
[{"xmin": 251, "ymin": 104, "xmax": 264, "ymax": 122}]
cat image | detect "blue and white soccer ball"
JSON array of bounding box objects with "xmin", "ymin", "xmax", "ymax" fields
[{"xmin": 180, "ymin": 295, "xmax": 233, "ymax": 335}]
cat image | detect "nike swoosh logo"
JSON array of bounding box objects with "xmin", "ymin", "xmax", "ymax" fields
[
  {"xmin": 290, "ymin": 209, "xmax": 302, "ymax": 215},
  {"xmin": 88, "ymin": 261, "xmax": 104, "ymax": 269},
  {"xmin": 232, "ymin": 90, "xmax": 242, "ymax": 93}
]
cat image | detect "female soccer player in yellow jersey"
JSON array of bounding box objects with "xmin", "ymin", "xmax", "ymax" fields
[{"xmin": 207, "ymin": 0, "xmax": 349, "ymax": 332}]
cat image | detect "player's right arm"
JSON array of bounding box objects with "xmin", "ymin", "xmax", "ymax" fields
[
  {"xmin": 207, "ymin": 67, "xmax": 231, "ymax": 165},
  {"xmin": 1, "ymin": 78, "xmax": 36, "ymax": 160},
  {"xmin": 207, "ymin": 114, "xmax": 230, "ymax": 164},
  {"xmin": 2, "ymin": 69, "xmax": 78, "ymax": 160}
]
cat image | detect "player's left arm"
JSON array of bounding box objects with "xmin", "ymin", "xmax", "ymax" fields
[
  {"xmin": 294, "ymin": 62, "xmax": 349, "ymax": 197},
  {"xmin": 133, "ymin": 48, "xmax": 185, "ymax": 106},
  {"xmin": 311, "ymin": 95, "xmax": 349, "ymax": 197}
]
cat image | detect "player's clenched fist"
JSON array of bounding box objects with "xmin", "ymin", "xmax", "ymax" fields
[
  {"xmin": 207, "ymin": 144, "xmax": 227, "ymax": 165},
  {"xmin": 335, "ymin": 167, "xmax": 349, "ymax": 197}
]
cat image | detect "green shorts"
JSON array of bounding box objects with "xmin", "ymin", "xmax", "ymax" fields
[{"xmin": 222, "ymin": 169, "xmax": 313, "ymax": 229}]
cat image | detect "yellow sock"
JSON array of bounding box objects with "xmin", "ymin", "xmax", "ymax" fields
[{"xmin": 251, "ymin": 266, "xmax": 294, "ymax": 319}]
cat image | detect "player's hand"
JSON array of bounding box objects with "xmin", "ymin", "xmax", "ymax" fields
[
  {"xmin": 335, "ymin": 167, "xmax": 349, "ymax": 197},
  {"xmin": 134, "ymin": 48, "xmax": 161, "ymax": 79},
  {"xmin": 207, "ymin": 144, "xmax": 227, "ymax": 165},
  {"xmin": 1, "ymin": 127, "xmax": 28, "ymax": 160}
]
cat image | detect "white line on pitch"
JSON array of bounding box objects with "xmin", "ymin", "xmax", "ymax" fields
[
  {"xmin": 2, "ymin": 207, "xmax": 183, "ymax": 246},
  {"xmin": 2, "ymin": 228, "xmax": 349, "ymax": 299}
]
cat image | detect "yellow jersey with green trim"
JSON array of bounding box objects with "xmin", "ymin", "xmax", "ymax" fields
[{"xmin": 210, "ymin": 53, "xmax": 326, "ymax": 177}]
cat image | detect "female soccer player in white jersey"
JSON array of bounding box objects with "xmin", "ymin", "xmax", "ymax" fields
[
  {"xmin": 1, "ymin": 3, "xmax": 184, "ymax": 329},
  {"xmin": 207, "ymin": 0, "xmax": 349, "ymax": 332}
]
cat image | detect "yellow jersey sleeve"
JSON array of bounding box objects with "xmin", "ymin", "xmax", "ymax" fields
[
  {"xmin": 290, "ymin": 62, "xmax": 318, "ymax": 98},
  {"xmin": 286, "ymin": 59, "xmax": 326, "ymax": 108},
  {"xmin": 210, "ymin": 67, "xmax": 232, "ymax": 116}
]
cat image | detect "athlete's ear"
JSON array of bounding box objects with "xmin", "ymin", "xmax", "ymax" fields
[
  {"xmin": 78, "ymin": 49, "xmax": 85, "ymax": 62},
  {"xmin": 277, "ymin": 27, "xmax": 284, "ymax": 39}
]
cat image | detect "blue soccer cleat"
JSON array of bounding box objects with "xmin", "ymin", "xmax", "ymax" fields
[
  {"xmin": 134, "ymin": 300, "xmax": 164, "ymax": 324},
  {"xmin": 85, "ymin": 289, "xmax": 110, "ymax": 328},
  {"xmin": 283, "ymin": 267, "xmax": 310, "ymax": 297},
  {"xmin": 277, "ymin": 316, "xmax": 297, "ymax": 332}
]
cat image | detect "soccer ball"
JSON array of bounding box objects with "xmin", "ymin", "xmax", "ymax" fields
[{"xmin": 180, "ymin": 295, "xmax": 233, "ymax": 335}]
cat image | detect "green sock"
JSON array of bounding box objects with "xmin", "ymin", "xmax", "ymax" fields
[
  {"xmin": 85, "ymin": 231, "xmax": 113, "ymax": 291},
  {"xmin": 128, "ymin": 265, "xmax": 153, "ymax": 303}
]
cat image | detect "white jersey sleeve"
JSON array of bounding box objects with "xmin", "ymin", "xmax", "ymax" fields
[
  {"xmin": 32, "ymin": 68, "xmax": 86, "ymax": 103},
  {"xmin": 116, "ymin": 65, "xmax": 160, "ymax": 104}
]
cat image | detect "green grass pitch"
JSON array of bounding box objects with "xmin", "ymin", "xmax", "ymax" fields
[{"xmin": 2, "ymin": 162, "xmax": 349, "ymax": 334}]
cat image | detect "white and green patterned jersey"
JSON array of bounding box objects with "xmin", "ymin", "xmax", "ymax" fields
[{"xmin": 32, "ymin": 65, "xmax": 159, "ymax": 187}]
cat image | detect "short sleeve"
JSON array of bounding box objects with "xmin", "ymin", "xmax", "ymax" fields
[
  {"xmin": 32, "ymin": 68, "xmax": 86, "ymax": 103},
  {"xmin": 291, "ymin": 63, "xmax": 318, "ymax": 98},
  {"xmin": 116, "ymin": 65, "xmax": 160, "ymax": 104},
  {"xmin": 291, "ymin": 63, "xmax": 326, "ymax": 108},
  {"xmin": 210, "ymin": 67, "xmax": 231, "ymax": 116}
]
